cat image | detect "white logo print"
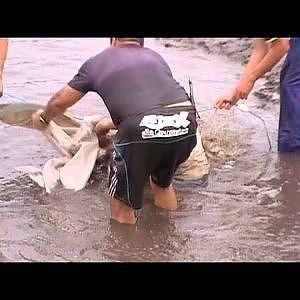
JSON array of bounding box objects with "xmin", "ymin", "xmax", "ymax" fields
[
  {"xmin": 139, "ymin": 111, "xmax": 190, "ymax": 139},
  {"xmin": 139, "ymin": 111, "xmax": 190, "ymax": 130}
]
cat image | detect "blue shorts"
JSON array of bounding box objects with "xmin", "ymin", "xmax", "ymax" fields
[{"xmin": 279, "ymin": 38, "xmax": 300, "ymax": 152}]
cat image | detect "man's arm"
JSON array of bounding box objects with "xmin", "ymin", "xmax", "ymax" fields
[
  {"xmin": 235, "ymin": 38, "xmax": 289, "ymax": 99},
  {"xmin": 32, "ymin": 85, "xmax": 85, "ymax": 130},
  {"xmin": 0, "ymin": 38, "xmax": 9, "ymax": 97},
  {"xmin": 249, "ymin": 38, "xmax": 290, "ymax": 81},
  {"xmin": 214, "ymin": 38, "xmax": 289, "ymax": 109},
  {"xmin": 240, "ymin": 39, "xmax": 269, "ymax": 78}
]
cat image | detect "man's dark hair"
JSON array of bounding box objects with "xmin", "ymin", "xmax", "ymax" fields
[{"xmin": 110, "ymin": 38, "xmax": 144, "ymax": 47}]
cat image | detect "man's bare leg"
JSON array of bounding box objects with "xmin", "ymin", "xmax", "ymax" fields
[
  {"xmin": 149, "ymin": 176, "xmax": 178, "ymax": 210},
  {"xmin": 110, "ymin": 197, "xmax": 137, "ymax": 224}
]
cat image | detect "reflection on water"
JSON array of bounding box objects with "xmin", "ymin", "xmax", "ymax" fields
[
  {"xmin": 1, "ymin": 38, "xmax": 300, "ymax": 261},
  {"xmin": 266, "ymin": 155, "xmax": 300, "ymax": 260},
  {"xmin": 277, "ymin": 154, "xmax": 300, "ymax": 203},
  {"xmin": 103, "ymin": 209, "xmax": 177, "ymax": 262}
]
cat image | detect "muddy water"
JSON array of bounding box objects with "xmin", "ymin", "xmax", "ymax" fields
[{"xmin": 1, "ymin": 38, "xmax": 300, "ymax": 261}]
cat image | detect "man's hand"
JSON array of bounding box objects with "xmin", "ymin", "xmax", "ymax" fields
[
  {"xmin": 94, "ymin": 118, "xmax": 116, "ymax": 136},
  {"xmin": 94, "ymin": 118, "xmax": 117, "ymax": 150},
  {"xmin": 32, "ymin": 109, "xmax": 49, "ymax": 131},
  {"xmin": 0, "ymin": 76, "xmax": 3, "ymax": 97},
  {"xmin": 214, "ymin": 73, "xmax": 256, "ymax": 110},
  {"xmin": 214, "ymin": 91, "xmax": 239, "ymax": 110}
]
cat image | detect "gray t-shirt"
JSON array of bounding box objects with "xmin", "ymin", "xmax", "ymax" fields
[{"xmin": 68, "ymin": 44, "xmax": 190, "ymax": 126}]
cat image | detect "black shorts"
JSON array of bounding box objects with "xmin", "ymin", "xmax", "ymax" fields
[{"xmin": 107, "ymin": 106, "xmax": 197, "ymax": 209}]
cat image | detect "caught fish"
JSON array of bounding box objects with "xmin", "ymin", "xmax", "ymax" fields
[{"xmin": 0, "ymin": 103, "xmax": 81, "ymax": 128}]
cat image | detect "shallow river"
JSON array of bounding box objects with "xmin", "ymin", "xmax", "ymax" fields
[{"xmin": 0, "ymin": 38, "xmax": 299, "ymax": 261}]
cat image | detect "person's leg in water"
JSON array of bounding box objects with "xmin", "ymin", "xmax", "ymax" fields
[
  {"xmin": 110, "ymin": 197, "xmax": 137, "ymax": 225},
  {"xmin": 149, "ymin": 175, "xmax": 178, "ymax": 210},
  {"xmin": 107, "ymin": 142, "xmax": 142, "ymax": 225},
  {"xmin": 147, "ymin": 136, "xmax": 197, "ymax": 211}
]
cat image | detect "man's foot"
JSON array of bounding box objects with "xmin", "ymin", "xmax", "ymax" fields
[{"xmin": 110, "ymin": 197, "xmax": 137, "ymax": 224}]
